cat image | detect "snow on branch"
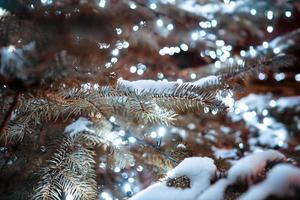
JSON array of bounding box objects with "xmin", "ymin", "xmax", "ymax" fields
[
  {"xmin": 132, "ymin": 150, "xmax": 290, "ymax": 200},
  {"xmin": 239, "ymin": 164, "xmax": 300, "ymax": 200},
  {"xmin": 227, "ymin": 150, "xmax": 286, "ymax": 185},
  {"xmin": 130, "ymin": 157, "xmax": 217, "ymax": 200}
]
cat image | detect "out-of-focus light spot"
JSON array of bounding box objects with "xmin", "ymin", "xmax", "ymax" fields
[
  {"xmin": 150, "ymin": 131, "xmax": 157, "ymax": 138},
  {"xmin": 216, "ymin": 40, "xmax": 225, "ymax": 47},
  {"xmin": 211, "ymin": 19, "xmax": 218, "ymax": 27},
  {"xmin": 239, "ymin": 143, "xmax": 244, "ymax": 149},
  {"xmin": 112, "ymin": 49, "xmax": 119, "ymax": 56},
  {"xmin": 180, "ymin": 43, "xmax": 188, "ymax": 51},
  {"xmin": 285, "ymin": 11, "xmax": 292, "ymax": 18},
  {"xmin": 266, "ymin": 11, "xmax": 274, "ymax": 20},
  {"xmin": 128, "ymin": 177, "xmax": 134, "ymax": 183},
  {"xmin": 209, "ymin": 51, "xmax": 217, "ymax": 59},
  {"xmin": 211, "ymin": 109, "xmax": 218, "ymax": 115},
  {"xmin": 109, "ymin": 116, "xmax": 116, "ymax": 123},
  {"xmin": 155, "ymin": 73, "xmax": 163, "ymax": 80},
  {"xmin": 111, "ymin": 57, "xmax": 118, "ymax": 63},
  {"xmin": 128, "ymin": 136, "xmax": 136, "ymax": 143},
  {"xmin": 250, "ymin": 9, "xmax": 257, "ymax": 15},
  {"xmin": 156, "ymin": 19, "xmax": 164, "ymax": 27},
  {"xmin": 7, "ymin": 45, "xmax": 15, "ymax": 52},
  {"xmin": 274, "ymin": 73, "xmax": 285, "ymax": 81},
  {"xmin": 130, "ymin": 66, "xmax": 137, "ymax": 73},
  {"xmin": 240, "ymin": 50, "xmax": 246, "ymax": 57},
  {"xmin": 258, "ymin": 73, "xmax": 266, "ymax": 80},
  {"xmin": 132, "ymin": 25, "xmax": 139, "ymax": 31},
  {"xmin": 295, "ymin": 73, "xmax": 300, "ymax": 82},
  {"xmin": 137, "ymin": 69, "xmax": 144, "ymax": 75},
  {"xmin": 167, "ymin": 23, "xmax": 174, "ymax": 31},
  {"xmin": 114, "ymin": 167, "xmax": 121, "ymax": 173},
  {"xmin": 98, "ymin": 0, "xmax": 106, "ymax": 8},
  {"xmin": 101, "ymin": 192, "xmax": 112, "ymax": 200},
  {"xmin": 158, "ymin": 127, "xmax": 166, "ymax": 137},
  {"xmin": 263, "ymin": 117, "xmax": 273, "ymax": 126},
  {"xmin": 249, "ymin": 47, "xmax": 257, "ymax": 57},
  {"xmin": 116, "ymin": 28, "xmax": 122, "ymax": 35},
  {"xmin": 129, "ymin": 2, "xmax": 137, "ymax": 9},
  {"xmin": 267, "ymin": 26, "xmax": 273, "ymax": 33},
  {"xmin": 269, "ymin": 100, "xmax": 277, "ymax": 107},
  {"xmin": 150, "ymin": 3, "xmax": 157, "ymax": 9},
  {"xmin": 190, "ymin": 73, "xmax": 196, "ymax": 79},
  {"xmin": 191, "ymin": 31, "xmax": 199, "ymax": 40},
  {"xmin": 136, "ymin": 165, "xmax": 143, "ymax": 172},
  {"xmin": 273, "ymin": 47, "xmax": 280, "ymax": 54},
  {"xmin": 177, "ymin": 79, "xmax": 183, "ymax": 84},
  {"xmin": 99, "ymin": 162, "xmax": 106, "ymax": 168},
  {"xmin": 262, "ymin": 41, "xmax": 269, "ymax": 48},
  {"xmin": 262, "ymin": 109, "xmax": 268, "ymax": 116},
  {"xmin": 123, "ymin": 183, "xmax": 132, "ymax": 192},
  {"xmin": 243, "ymin": 111, "xmax": 256, "ymax": 121}
]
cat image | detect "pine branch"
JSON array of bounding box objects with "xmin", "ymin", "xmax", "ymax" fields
[{"xmin": 32, "ymin": 136, "xmax": 97, "ymax": 200}]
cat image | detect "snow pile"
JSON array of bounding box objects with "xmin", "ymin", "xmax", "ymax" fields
[
  {"xmin": 130, "ymin": 157, "xmax": 217, "ymax": 200},
  {"xmin": 197, "ymin": 179, "xmax": 229, "ymax": 200},
  {"xmin": 64, "ymin": 117, "xmax": 94, "ymax": 137},
  {"xmin": 227, "ymin": 150, "xmax": 286, "ymax": 184},
  {"xmin": 239, "ymin": 164, "xmax": 300, "ymax": 200},
  {"xmin": 131, "ymin": 150, "xmax": 295, "ymax": 200}
]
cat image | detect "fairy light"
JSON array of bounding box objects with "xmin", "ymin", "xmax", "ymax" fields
[
  {"xmin": 267, "ymin": 26, "xmax": 273, "ymax": 33},
  {"xmin": 114, "ymin": 167, "xmax": 121, "ymax": 173},
  {"xmin": 191, "ymin": 31, "xmax": 199, "ymax": 40},
  {"xmin": 116, "ymin": 28, "xmax": 123, "ymax": 35},
  {"xmin": 128, "ymin": 137, "xmax": 136, "ymax": 143},
  {"xmin": 129, "ymin": 1, "xmax": 137, "ymax": 9},
  {"xmin": 262, "ymin": 109, "xmax": 269, "ymax": 116},
  {"xmin": 98, "ymin": 0, "xmax": 106, "ymax": 8},
  {"xmin": 101, "ymin": 192, "xmax": 113, "ymax": 200},
  {"xmin": 250, "ymin": 9, "xmax": 257, "ymax": 15},
  {"xmin": 136, "ymin": 165, "xmax": 143, "ymax": 172},
  {"xmin": 150, "ymin": 3, "xmax": 157, "ymax": 10},
  {"xmin": 295, "ymin": 73, "xmax": 300, "ymax": 82},
  {"xmin": 158, "ymin": 127, "xmax": 166, "ymax": 137},
  {"xmin": 7, "ymin": 45, "xmax": 15, "ymax": 52},
  {"xmin": 112, "ymin": 49, "xmax": 119, "ymax": 56},
  {"xmin": 180, "ymin": 43, "xmax": 188, "ymax": 51},
  {"xmin": 269, "ymin": 100, "xmax": 277, "ymax": 107},
  {"xmin": 167, "ymin": 23, "xmax": 174, "ymax": 31},
  {"xmin": 156, "ymin": 19, "xmax": 164, "ymax": 27},
  {"xmin": 274, "ymin": 73, "xmax": 285, "ymax": 81},
  {"xmin": 258, "ymin": 73, "xmax": 266, "ymax": 80},
  {"xmin": 132, "ymin": 25, "xmax": 139, "ymax": 31},
  {"xmin": 273, "ymin": 47, "xmax": 280, "ymax": 54},
  {"xmin": 130, "ymin": 66, "xmax": 137, "ymax": 73},
  {"xmin": 190, "ymin": 73, "xmax": 196, "ymax": 79},
  {"xmin": 262, "ymin": 41, "xmax": 269, "ymax": 48},
  {"xmin": 111, "ymin": 57, "xmax": 118, "ymax": 63},
  {"xmin": 109, "ymin": 116, "xmax": 116, "ymax": 123},
  {"xmin": 240, "ymin": 50, "xmax": 246, "ymax": 57},
  {"xmin": 266, "ymin": 11, "xmax": 274, "ymax": 20},
  {"xmin": 285, "ymin": 11, "xmax": 292, "ymax": 18}
]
